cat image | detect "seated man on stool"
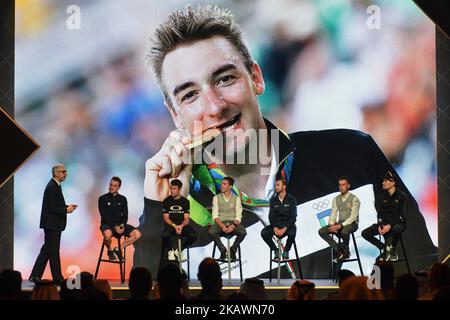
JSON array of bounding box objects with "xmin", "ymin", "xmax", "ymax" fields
[
  {"xmin": 261, "ymin": 178, "xmax": 297, "ymax": 260},
  {"xmin": 208, "ymin": 177, "xmax": 246, "ymax": 260},
  {"xmin": 98, "ymin": 176, "xmax": 141, "ymax": 261},
  {"xmin": 318, "ymin": 176, "xmax": 360, "ymax": 261},
  {"xmin": 362, "ymin": 171, "xmax": 407, "ymax": 262},
  {"xmin": 162, "ymin": 179, "xmax": 198, "ymax": 261}
]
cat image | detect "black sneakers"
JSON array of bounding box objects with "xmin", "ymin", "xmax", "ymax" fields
[
  {"xmin": 113, "ymin": 247, "xmax": 123, "ymax": 261},
  {"xmin": 230, "ymin": 248, "xmax": 237, "ymax": 260},
  {"xmin": 386, "ymin": 245, "xmax": 398, "ymax": 261},
  {"xmin": 28, "ymin": 276, "xmax": 41, "ymax": 283},
  {"xmin": 219, "ymin": 248, "xmax": 227, "ymax": 260},
  {"xmin": 338, "ymin": 249, "xmax": 350, "ymax": 262},
  {"xmin": 273, "ymin": 249, "xmax": 281, "ymax": 261},
  {"xmin": 376, "ymin": 247, "xmax": 387, "ymax": 262},
  {"xmin": 107, "ymin": 250, "xmax": 117, "ymax": 261}
]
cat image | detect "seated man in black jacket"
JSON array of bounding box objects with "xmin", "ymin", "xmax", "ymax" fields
[
  {"xmin": 98, "ymin": 176, "xmax": 141, "ymax": 261},
  {"xmin": 261, "ymin": 178, "xmax": 297, "ymax": 260},
  {"xmin": 362, "ymin": 171, "xmax": 407, "ymax": 262}
]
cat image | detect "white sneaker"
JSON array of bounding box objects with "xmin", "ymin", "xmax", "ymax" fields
[
  {"xmin": 168, "ymin": 249, "xmax": 176, "ymax": 261},
  {"xmin": 174, "ymin": 249, "xmax": 185, "ymax": 261}
]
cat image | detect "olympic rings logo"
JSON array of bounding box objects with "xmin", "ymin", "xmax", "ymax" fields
[{"xmin": 312, "ymin": 199, "xmax": 330, "ymax": 211}]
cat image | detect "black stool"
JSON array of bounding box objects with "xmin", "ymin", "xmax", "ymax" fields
[
  {"xmin": 378, "ymin": 234, "xmax": 411, "ymax": 273},
  {"xmin": 331, "ymin": 232, "xmax": 363, "ymax": 282},
  {"xmin": 269, "ymin": 236, "xmax": 303, "ymax": 283},
  {"xmin": 211, "ymin": 233, "xmax": 243, "ymax": 282},
  {"xmin": 158, "ymin": 235, "xmax": 191, "ymax": 281},
  {"xmin": 94, "ymin": 235, "xmax": 127, "ymax": 283}
]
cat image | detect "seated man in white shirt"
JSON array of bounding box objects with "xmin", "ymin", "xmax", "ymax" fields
[
  {"xmin": 207, "ymin": 177, "xmax": 247, "ymax": 260},
  {"xmin": 318, "ymin": 176, "xmax": 360, "ymax": 261}
]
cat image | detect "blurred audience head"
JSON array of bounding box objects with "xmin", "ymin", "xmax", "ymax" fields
[
  {"xmin": 287, "ymin": 280, "xmax": 316, "ymax": 300},
  {"xmin": 339, "ymin": 276, "xmax": 383, "ymax": 300},
  {"xmin": 129, "ymin": 267, "xmax": 152, "ymax": 300},
  {"xmin": 31, "ymin": 280, "xmax": 60, "ymax": 300},
  {"xmin": 395, "ymin": 273, "xmax": 419, "ymax": 300},
  {"xmin": 157, "ymin": 264, "xmax": 185, "ymax": 300},
  {"xmin": 415, "ymin": 271, "xmax": 430, "ymax": 297},
  {"xmin": 80, "ymin": 271, "xmax": 94, "ymax": 290},
  {"xmin": 338, "ymin": 269, "xmax": 355, "ymax": 288},
  {"xmin": 198, "ymin": 258, "xmax": 222, "ymax": 293},
  {"xmin": 60, "ymin": 279, "xmax": 81, "ymax": 300},
  {"xmin": 433, "ymin": 286, "xmax": 450, "ymax": 300},
  {"xmin": 93, "ymin": 279, "xmax": 113, "ymax": 300},
  {"xmin": 239, "ymin": 277, "xmax": 267, "ymax": 300},
  {"xmin": 429, "ymin": 263, "xmax": 450, "ymax": 291},
  {"xmin": 0, "ymin": 269, "xmax": 22, "ymax": 300}
]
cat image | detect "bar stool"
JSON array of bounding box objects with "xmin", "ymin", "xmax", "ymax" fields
[
  {"xmin": 211, "ymin": 233, "xmax": 243, "ymax": 282},
  {"xmin": 331, "ymin": 232, "xmax": 363, "ymax": 282},
  {"xmin": 378, "ymin": 234, "xmax": 411, "ymax": 273},
  {"xmin": 94, "ymin": 234, "xmax": 127, "ymax": 283},
  {"xmin": 158, "ymin": 234, "xmax": 191, "ymax": 281},
  {"xmin": 269, "ymin": 235, "xmax": 303, "ymax": 283}
]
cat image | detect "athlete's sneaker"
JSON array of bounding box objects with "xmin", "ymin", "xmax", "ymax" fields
[
  {"xmin": 273, "ymin": 249, "xmax": 281, "ymax": 261},
  {"xmin": 229, "ymin": 248, "xmax": 237, "ymax": 261},
  {"xmin": 219, "ymin": 248, "xmax": 227, "ymax": 260},
  {"xmin": 376, "ymin": 248, "xmax": 387, "ymax": 262},
  {"xmin": 107, "ymin": 250, "xmax": 117, "ymax": 261},
  {"xmin": 174, "ymin": 249, "xmax": 185, "ymax": 261},
  {"xmin": 168, "ymin": 249, "xmax": 176, "ymax": 261},
  {"xmin": 386, "ymin": 246, "xmax": 398, "ymax": 261},
  {"xmin": 338, "ymin": 250, "xmax": 350, "ymax": 262},
  {"xmin": 113, "ymin": 247, "xmax": 123, "ymax": 261}
]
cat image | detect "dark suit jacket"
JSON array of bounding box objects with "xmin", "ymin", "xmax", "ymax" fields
[{"xmin": 39, "ymin": 179, "xmax": 68, "ymax": 231}]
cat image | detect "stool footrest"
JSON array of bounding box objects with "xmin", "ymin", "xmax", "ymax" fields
[
  {"xmin": 390, "ymin": 259, "xmax": 407, "ymax": 263},
  {"xmin": 161, "ymin": 259, "xmax": 188, "ymax": 263},
  {"xmin": 339, "ymin": 258, "xmax": 359, "ymax": 263},
  {"xmin": 99, "ymin": 259, "xmax": 125, "ymax": 264},
  {"xmin": 214, "ymin": 258, "xmax": 240, "ymax": 262},
  {"xmin": 270, "ymin": 258, "xmax": 298, "ymax": 263}
]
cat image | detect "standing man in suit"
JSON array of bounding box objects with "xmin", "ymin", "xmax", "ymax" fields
[{"xmin": 29, "ymin": 164, "xmax": 78, "ymax": 283}]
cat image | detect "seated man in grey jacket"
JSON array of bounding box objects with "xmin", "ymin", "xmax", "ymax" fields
[
  {"xmin": 208, "ymin": 177, "xmax": 247, "ymax": 260},
  {"xmin": 318, "ymin": 176, "xmax": 360, "ymax": 261}
]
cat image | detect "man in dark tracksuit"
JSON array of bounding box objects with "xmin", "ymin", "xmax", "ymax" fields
[
  {"xmin": 362, "ymin": 171, "xmax": 407, "ymax": 262},
  {"xmin": 98, "ymin": 176, "xmax": 141, "ymax": 261},
  {"xmin": 29, "ymin": 164, "xmax": 78, "ymax": 283},
  {"xmin": 261, "ymin": 178, "xmax": 297, "ymax": 260}
]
